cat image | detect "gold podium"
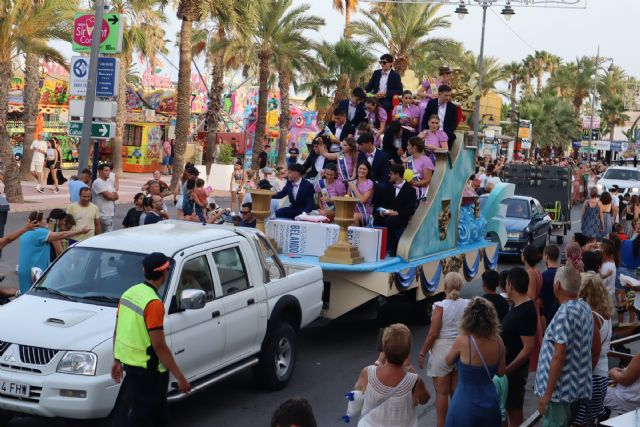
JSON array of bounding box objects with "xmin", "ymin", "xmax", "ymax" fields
[
  {"xmin": 249, "ymin": 189, "xmax": 279, "ymax": 250},
  {"xmin": 320, "ymin": 196, "xmax": 364, "ymax": 264}
]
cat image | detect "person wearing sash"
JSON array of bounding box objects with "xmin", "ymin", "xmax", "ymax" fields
[
  {"xmin": 374, "ymin": 164, "xmax": 417, "ymax": 257},
  {"xmin": 318, "ymin": 136, "xmax": 359, "ymax": 181},
  {"xmin": 348, "ymin": 161, "xmax": 375, "ymax": 226},
  {"xmin": 364, "ymin": 97, "xmax": 388, "ymax": 147},
  {"xmin": 406, "ymin": 137, "xmax": 434, "ymax": 202},
  {"xmin": 314, "ymin": 164, "xmax": 346, "ymax": 221}
]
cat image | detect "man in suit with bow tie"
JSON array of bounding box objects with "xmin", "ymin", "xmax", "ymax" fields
[
  {"xmin": 302, "ymin": 138, "xmax": 332, "ymax": 180},
  {"xmin": 272, "ymin": 164, "xmax": 315, "ymax": 219},
  {"xmin": 356, "ymin": 133, "xmax": 390, "ymax": 184},
  {"xmin": 365, "ymin": 54, "xmax": 403, "ymax": 112},
  {"xmin": 374, "ymin": 164, "xmax": 417, "ymax": 257},
  {"xmin": 317, "ymin": 107, "xmax": 356, "ymax": 152},
  {"xmin": 421, "ymin": 85, "xmax": 459, "ymax": 149},
  {"xmin": 338, "ymin": 87, "xmax": 367, "ymax": 127}
]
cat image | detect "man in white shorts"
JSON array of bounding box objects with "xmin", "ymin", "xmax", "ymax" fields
[{"xmin": 30, "ymin": 133, "xmax": 47, "ymax": 193}]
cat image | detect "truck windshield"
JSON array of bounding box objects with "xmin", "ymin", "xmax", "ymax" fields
[
  {"xmin": 603, "ymin": 169, "xmax": 640, "ymax": 181},
  {"xmin": 30, "ymin": 247, "xmax": 168, "ymax": 306}
]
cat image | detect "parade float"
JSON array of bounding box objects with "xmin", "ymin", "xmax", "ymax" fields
[{"xmin": 253, "ymin": 71, "xmax": 515, "ymax": 320}]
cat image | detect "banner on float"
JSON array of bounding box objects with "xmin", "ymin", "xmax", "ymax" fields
[{"xmin": 266, "ymin": 219, "xmax": 384, "ymax": 262}]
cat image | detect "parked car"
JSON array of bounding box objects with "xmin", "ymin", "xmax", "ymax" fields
[
  {"xmin": 0, "ymin": 222, "xmax": 323, "ymax": 423},
  {"xmin": 596, "ymin": 166, "xmax": 640, "ymax": 195},
  {"xmin": 481, "ymin": 195, "xmax": 551, "ymax": 256}
]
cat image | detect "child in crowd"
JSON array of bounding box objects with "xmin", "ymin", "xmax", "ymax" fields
[
  {"xmin": 192, "ymin": 178, "xmax": 207, "ymax": 223},
  {"xmin": 614, "ymin": 223, "xmax": 628, "ymax": 241}
]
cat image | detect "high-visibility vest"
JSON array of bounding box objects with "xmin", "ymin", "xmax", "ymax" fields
[{"xmin": 114, "ymin": 283, "xmax": 166, "ymax": 373}]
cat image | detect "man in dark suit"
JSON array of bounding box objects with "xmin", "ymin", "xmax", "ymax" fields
[
  {"xmin": 302, "ymin": 138, "xmax": 332, "ymax": 180},
  {"xmin": 365, "ymin": 54, "xmax": 403, "ymax": 112},
  {"xmin": 356, "ymin": 133, "xmax": 390, "ymax": 184},
  {"xmin": 318, "ymin": 107, "xmax": 356, "ymax": 152},
  {"xmin": 421, "ymin": 85, "xmax": 459, "ymax": 149},
  {"xmin": 338, "ymin": 87, "xmax": 367, "ymax": 127},
  {"xmin": 373, "ymin": 164, "xmax": 417, "ymax": 257},
  {"xmin": 272, "ymin": 164, "xmax": 315, "ymax": 219}
]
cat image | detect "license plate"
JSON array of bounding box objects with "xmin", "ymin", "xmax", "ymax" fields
[{"xmin": 0, "ymin": 381, "xmax": 30, "ymax": 398}]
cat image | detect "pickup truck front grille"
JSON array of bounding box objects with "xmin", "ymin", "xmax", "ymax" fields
[
  {"xmin": 19, "ymin": 345, "xmax": 58, "ymax": 366},
  {"xmin": 0, "ymin": 341, "xmax": 9, "ymax": 357}
]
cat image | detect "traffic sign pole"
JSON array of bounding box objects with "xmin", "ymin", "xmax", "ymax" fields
[{"xmin": 78, "ymin": 0, "xmax": 105, "ymax": 175}]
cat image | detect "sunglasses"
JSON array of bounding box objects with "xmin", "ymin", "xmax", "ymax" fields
[
  {"xmin": 379, "ymin": 60, "xmax": 389, "ymax": 65},
  {"xmin": 240, "ymin": 211, "xmax": 249, "ymax": 215}
]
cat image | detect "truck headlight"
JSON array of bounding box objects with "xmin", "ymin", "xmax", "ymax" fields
[
  {"xmin": 57, "ymin": 351, "xmax": 97, "ymax": 376},
  {"xmin": 631, "ymin": 188, "xmax": 640, "ymax": 193}
]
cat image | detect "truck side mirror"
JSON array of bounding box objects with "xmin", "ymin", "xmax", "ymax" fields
[
  {"xmin": 31, "ymin": 267, "xmax": 43, "ymax": 284},
  {"xmin": 179, "ymin": 289, "xmax": 206, "ymax": 310}
]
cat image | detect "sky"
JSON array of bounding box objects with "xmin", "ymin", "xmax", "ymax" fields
[{"xmin": 56, "ymin": 0, "xmax": 640, "ymax": 86}]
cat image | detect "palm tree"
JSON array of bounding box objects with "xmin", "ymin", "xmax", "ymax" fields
[
  {"xmin": 332, "ymin": 0, "xmax": 358, "ymax": 39},
  {"xmin": 519, "ymin": 95, "xmax": 579, "ymax": 150},
  {"xmin": 457, "ymin": 51, "xmax": 504, "ymax": 96},
  {"xmin": 0, "ymin": 0, "xmax": 75, "ymax": 202},
  {"xmin": 550, "ymin": 57, "xmax": 595, "ymax": 115},
  {"xmin": 532, "ymin": 50, "xmax": 554, "ymax": 94},
  {"xmin": 172, "ymin": 0, "xmax": 204, "ymax": 189},
  {"xmin": 503, "ymin": 61, "xmax": 522, "ymax": 117},
  {"xmin": 192, "ymin": 0, "xmax": 254, "ymax": 173},
  {"xmin": 300, "ymin": 39, "xmax": 374, "ymax": 120},
  {"xmin": 350, "ymin": 3, "xmax": 453, "ymax": 76},
  {"xmin": 272, "ymin": 11, "xmax": 324, "ymax": 166},
  {"xmin": 111, "ymin": 0, "xmax": 167, "ymax": 177},
  {"xmin": 240, "ymin": 0, "xmax": 324, "ymax": 169},
  {"xmin": 601, "ymin": 96, "xmax": 629, "ymax": 142},
  {"xmin": 19, "ymin": 0, "xmax": 72, "ymax": 181},
  {"xmin": 521, "ymin": 55, "xmax": 535, "ymax": 97}
]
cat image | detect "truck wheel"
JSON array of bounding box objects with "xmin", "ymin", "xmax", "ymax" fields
[{"xmin": 253, "ymin": 321, "xmax": 297, "ymax": 390}]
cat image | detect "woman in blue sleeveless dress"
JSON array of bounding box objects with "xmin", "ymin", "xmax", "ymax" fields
[
  {"xmin": 581, "ymin": 187, "xmax": 603, "ymax": 240},
  {"xmin": 444, "ymin": 297, "xmax": 505, "ymax": 427}
]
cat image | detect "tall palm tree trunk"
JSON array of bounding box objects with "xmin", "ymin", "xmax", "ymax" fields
[
  {"xmin": 536, "ymin": 72, "xmax": 543, "ymax": 94},
  {"xmin": 205, "ymin": 47, "xmax": 225, "ymax": 175},
  {"xmin": 277, "ymin": 67, "xmax": 291, "ymax": 167},
  {"xmin": 112, "ymin": 56, "xmax": 129, "ymax": 178},
  {"xmin": 0, "ymin": 61, "xmax": 23, "ymax": 202},
  {"xmin": 20, "ymin": 53, "xmax": 41, "ymax": 181},
  {"xmin": 172, "ymin": 18, "xmax": 194, "ymax": 190},
  {"xmin": 252, "ymin": 48, "xmax": 270, "ymax": 170},
  {"xmin": 510, "ymin": 80, "xmax": 517, "ymax": 120},
  {"xmin": 344, "ymin": 6, "xmax": 352, "ymax": 39}
]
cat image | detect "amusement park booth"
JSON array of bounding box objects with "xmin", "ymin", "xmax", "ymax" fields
[{"xmin": 122, "ymin": 112, "xmax": 170, "ymax": 173}]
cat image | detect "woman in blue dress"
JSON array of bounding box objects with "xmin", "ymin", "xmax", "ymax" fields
[
  {"xmin": 444, "ymin": 297, "xmax": 505, "ymax": 427},
  {"xmin": 581, "ymin": 187, "xmax": 603, "ymax": 240}
]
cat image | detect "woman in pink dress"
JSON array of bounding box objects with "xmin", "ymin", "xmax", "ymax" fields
[
  {"xmin": 420, "ymin": 115, "xmax": 449, "ymax": 151},
  {"xmin": 317, "ymin": 136, "xmax": 358, "ymax": 180},
  {"xmin": 364, "ymin": 97, "xmax": 388, "ymax": 147},
  {"xmin": 348, "ymin": 161, "xmax": 375, "ymax": 226},
  {"xmin": 406, "ymin": 137, "xmax": 434, "ymax": 201}
]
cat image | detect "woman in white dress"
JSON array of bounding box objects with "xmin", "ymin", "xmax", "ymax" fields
[
  {"xmin": 418, "ymin": 272, "xmax": 469, "ymax": 427},
  {"xmin": 351, "ymin": 324, "xmax": 430, "ymax": 427}
]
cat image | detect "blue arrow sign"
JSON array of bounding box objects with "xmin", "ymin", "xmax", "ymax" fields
[
  {"xmin": 69, "ymin": 56, "xmax": 120, "ymax": 97},
  {"xmin": 73, "ymin": 58, "xmax": 88, "ymax": 78}
]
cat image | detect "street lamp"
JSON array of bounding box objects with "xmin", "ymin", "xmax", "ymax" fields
[{"xmin": 587, "ymin": 45, "xmax": 614, "ymax": 165}]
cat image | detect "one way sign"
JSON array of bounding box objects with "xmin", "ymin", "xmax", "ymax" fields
[{"xmin": 68, "ymin": 121, "xmax": 115, "ymax": 140}]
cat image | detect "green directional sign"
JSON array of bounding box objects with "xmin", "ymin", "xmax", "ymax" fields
[
  {"xmin": 72, "ymin": 13, "xmax": 123, "ymax": 54},
  {"xmin": 68, "ymin": 121, "xmax": 115, "ymax": 140}
]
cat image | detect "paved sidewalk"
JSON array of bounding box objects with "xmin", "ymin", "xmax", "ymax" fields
[{"xmin": 4, "ymin": 171, "xmax": 229, "ymax": 213}]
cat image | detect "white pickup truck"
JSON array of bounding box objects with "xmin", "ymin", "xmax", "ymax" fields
[{"xmin": 0, "ymin": 221, "xmax": 324, "ymax": 424}]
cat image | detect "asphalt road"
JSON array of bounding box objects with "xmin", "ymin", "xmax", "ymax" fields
[{"xmin": 5, "ymin": 203, "xmax": 583, "ymax": 426}]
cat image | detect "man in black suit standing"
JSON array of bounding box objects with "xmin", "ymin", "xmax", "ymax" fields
[
  {"xmin": 338, "ymin": 87, "xmax": 367, "ymax": 127},
  {"xmin": 421, "ymin": 85, "xmax": 459, "ymax": 149},
  {"xmin": 272, "ymin": 164, "xmax": 315, "ymax": 219},
  {"xmin": 356, "ymin": 133, "xmax": 389, "ymax": 184},
  {"xmin": 365, "ymin": 54, "xmax": 403, "ymax": 112},
  {"xmin": 374, "ymin": 164, "xmax": 417, "ymax": 257},
  {"xmin": 319, "ymin": 107, "xmax": 356, "ymax": 152}
]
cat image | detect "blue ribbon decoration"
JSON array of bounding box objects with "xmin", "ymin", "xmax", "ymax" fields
[
  {"xmin": 463, "ymin": 250, "xmax": 482, "ymax": 281},
  {"xmin": 483, "ymin": 248, "xmax": 499, "ymax": 270},
  {"xmin": 419, "ymin": 263, "xmax": 442, "ymax": 295},
  {"xmin": 394, "ymin": 267, "xmax": 417, "ymax": 291}
]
